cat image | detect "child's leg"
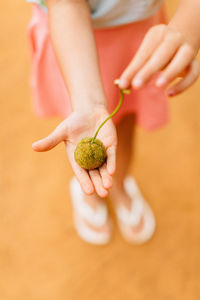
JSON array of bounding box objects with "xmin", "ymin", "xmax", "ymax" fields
[
  {"xmin": 110, "ymin": 114, "xmax": 145, "ymax": 233},
  {"xmin": 113, "ymin": 114, "xmax": 135, "ymax": 194}
]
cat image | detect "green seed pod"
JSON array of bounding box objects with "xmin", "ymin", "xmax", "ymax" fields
[{"xmin": 74, "ymin": 137, "xmax": 107, "ymax": 170}]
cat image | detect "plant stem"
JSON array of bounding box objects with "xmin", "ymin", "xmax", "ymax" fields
[{"xmin": 92, "ymin": 87, "xmax": 130, "ymax": 141}]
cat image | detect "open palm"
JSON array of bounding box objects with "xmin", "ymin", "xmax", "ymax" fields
[{"xmin": 32, "ymin": 107, "xmax": 117, "ymax": 197}]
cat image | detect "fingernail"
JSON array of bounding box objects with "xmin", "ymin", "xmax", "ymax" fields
[
  {"xmin": 101, "ymin": 189, "xmax": 108, "ymax": 198},
  {"xmin": 168, "ymin": 90, "xmax": 175, "ymax": 97},
  {"xmin": 119, "ymin": 78, "xmax": 128, "ymax": 89},
  {"xmin": 156, "ymin": 76, "xmax": 166, "ymax": 87},
  {"xmin": 133, "ymin": 77, "xmax": 143, "ymax": 88},
  {"xmin": 86, "ymin": 185, "xmax": 94, "ymax": 195},
  {"xmin": 108, "ymin": 167, "xmax": 114, "ymax": 176},
  {"xmin": 104, "ymin": 179, "xmax": 112, "ymax": 189}
]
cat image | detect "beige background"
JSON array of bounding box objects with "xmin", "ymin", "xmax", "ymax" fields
[{"xmin": 1, "ymin": 1, "xmax": 200, "ymax": 299}]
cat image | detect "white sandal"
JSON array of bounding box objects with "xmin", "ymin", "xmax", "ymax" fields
[
  {"xmin": 115, "ymin": 176, "xmax": 156, "ymax": 244},
  {"xmin": 69, "ymin": 177, "xmax": 112, "ymax": 245}
]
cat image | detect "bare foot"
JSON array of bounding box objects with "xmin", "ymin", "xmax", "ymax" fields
[
  {"xmin": 110, "ymin": 182, "xmax": 144, "ymax": 234},
  {"xmin": 70, "ymin": 177, "xmax": 112, "ymax": 244},
  {"xmin": 110, "ymin": 177, "xmax": 155, "ymax": 244},
  {"xmin": 81, "ymin": 193, "xmax": 112, "ymax": 234}
]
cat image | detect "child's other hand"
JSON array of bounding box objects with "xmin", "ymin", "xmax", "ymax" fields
[
  {"xmin": 119, "ymin": 24, "xmax": 200, "ymax": 97},
  {"xmin": 32, "ymin": 107, "xmax": 117, "ymax": 198}
]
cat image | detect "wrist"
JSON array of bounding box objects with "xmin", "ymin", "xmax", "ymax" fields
[
  {"xmin": 71, "ymin": 91, "xmax": 108, "ymax": 112},
  {"xmin": 73, "ymin": 102, "xmax": 107, "ymax": 114}
]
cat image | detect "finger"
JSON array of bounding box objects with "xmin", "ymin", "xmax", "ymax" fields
[
  {"xmin": 74, "ymin": 166, "xmax": 94, "ymax": 195},
  {"xmin": 156, "ymin": 43, "xmax": 195, "ymax": 87},
  {"xmin": 131, "ymin": 34, "xmax": 181, "ymax": 87},
  {"xmin": 67, "ymin": 146, "xmax": 94, "ymax": 195},
  {"xmin": 32, "ymin": 120, "xmax": 69, "ymax": 152},
  {"xmin": 119, "ymin": 25, "xmax": 166, "ymax": 89},
  {"xmin": 106, "ymin": 145, "xmax": 116, "ymax": 175},
  {"xmin": 168, "ymin": 59, "xmax": 200, "ymax": 96},
  {"xmin": 89, "ymin": 169, "xmax": 108, "ymax": 198},
  {"xmin": 99, "ymin": 163, "xmax": 113, "ymax": 190}
]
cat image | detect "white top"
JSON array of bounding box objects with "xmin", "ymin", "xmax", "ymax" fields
[{"xmin": 27, "ymin": 0, "xmax": 164, "ymax": 28}]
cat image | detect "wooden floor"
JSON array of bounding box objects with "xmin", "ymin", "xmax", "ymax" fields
[{"xmin": 1, "ymin": 1, "xmax": 200, "ymax": 299}]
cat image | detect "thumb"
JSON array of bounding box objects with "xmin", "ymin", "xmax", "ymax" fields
[{"xmin": 32, "ymin": 120, "xmax": 69, "ymax": 152}]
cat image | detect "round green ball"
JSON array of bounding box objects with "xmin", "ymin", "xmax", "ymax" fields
[{"xmin": 74, "ymin": 137, "xmax": 107, "ymax": 170}]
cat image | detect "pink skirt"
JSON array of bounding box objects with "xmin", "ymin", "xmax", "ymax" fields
[{"xmin": 27, "ymin": 4, "xmax": 169, "ymax": 130}]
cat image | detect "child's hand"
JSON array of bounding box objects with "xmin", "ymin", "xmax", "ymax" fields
[
  {"xmin": 32, "ymin": 107, "xmax": 117, "ymax": 198},
  {"xmin": 119, "ymin": 24, "xmax": 200, "ymax": 97}
]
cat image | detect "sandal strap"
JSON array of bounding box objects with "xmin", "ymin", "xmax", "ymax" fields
[
  {"xmin": 70, "ymin": 178, "xmax": 108, "ymax": 228},
  {"xmin": 116, "ymin": 196, "xmax": 143, "ymax": 226},
  {"xmin": 74, "ymin": 213, "xmax": 110, "ymax": 245}
]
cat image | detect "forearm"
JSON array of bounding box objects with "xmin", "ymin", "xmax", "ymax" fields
[
  {"xmin": 169, "ymin": 0, "xmax": 200, "ymax": 54},
  {"xmin": 46, "ymin": 0, "xmax": 107, "ymax": 111}
]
